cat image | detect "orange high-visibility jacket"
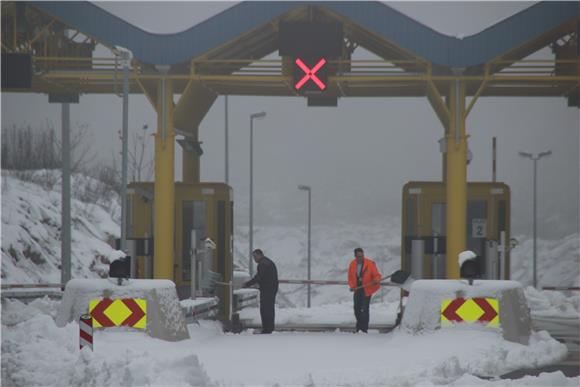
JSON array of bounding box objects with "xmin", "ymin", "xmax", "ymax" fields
[{"xmin": 348, "ymin": 257, "xmax": 382, "ymax": 297}]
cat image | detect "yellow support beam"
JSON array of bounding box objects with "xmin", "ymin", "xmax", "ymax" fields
[
  {"xmin": 426, "ymin": 80, "xmax": 450, "ymax": 129},
  {"xmin": 445, "ymin": 80, "xmax": 467, "ymax": 279},
  {"xmin": 153, "ymin": 76, "xmax": 175, "ymax": 281}
]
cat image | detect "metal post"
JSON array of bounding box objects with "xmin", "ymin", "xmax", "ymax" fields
[
  {"xmin": 492, "ymin": 137, "xmax": 497, "ymax": 182},
  {"xmin": 61, "ymin": 103, "xmax": 71, "ymax": 286},
  {"xmin": 190, "ymin": 230, "xmax": 197, "ymax": 300},
  {"xmin": 307, "ymin": 188, "xmax": 311, "ymax": 307},
  {"xmin": 120, "ymin": 51, "xmax": 130, "ymax": 252},
  {"xmin": 225, "ymin": 96, "xmax": 229, "ymax": 184},
  {"xmin": 144, "ymin": 232, "xmax": 151, "ymax": 279},
  {"xmin": 298, "ymin": 185, "xmax": 312, "ymax": 307},
  {"xmin": 307, "ymin": 189, "xmax": 312, "ymax": 308},
  {"xmin": 249, "ymin": 116, "xmax": 253, "ymax": 277},
  {"xmin": 518, "ymin": 150, "xmax": 551, "ymax": 288},
  {"xmin": 533, "ymin": 158, "xmax": 537, "ymax": 289},
  {"xmin": 248, "ymin": 111, "xmax": 265, "ymax": 277}
]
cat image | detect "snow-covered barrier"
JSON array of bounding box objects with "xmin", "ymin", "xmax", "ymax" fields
[
  {"xmin": 402, "ymin": 280, "xmax": 532, "ymax": 344},
  {"xmin": 56, "ymin": 279, "xmax": 189, "ymax": 341}
]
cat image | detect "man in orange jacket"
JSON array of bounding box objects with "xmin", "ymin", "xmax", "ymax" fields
[{"xmin": 348, "ymin": 247, "xmax": 382, "ymax": 333}]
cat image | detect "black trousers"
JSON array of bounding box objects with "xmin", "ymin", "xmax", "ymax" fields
[
  {"xmin": 259, "ymin": 290, "xmax": 276, "ymax": 333},
  {"xmin": 353, "ymin": 290, "xmax": 371, "ymax": 332}
]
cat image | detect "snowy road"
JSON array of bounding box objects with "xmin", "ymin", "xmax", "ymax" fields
[
  {"xmin": 1, "ymin": 297, "xmax": 577, "ymax": 386},
  {"xmin": 91, "ymin": 322, "xmax": 567, "ymax": 386}
]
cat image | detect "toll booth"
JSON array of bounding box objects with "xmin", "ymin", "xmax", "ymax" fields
[
  {"xmin": 126, "ymin": 182, "xmax": 234, "ymax": 317},
  {"xmin": 402, "ymin": 182, "xmax": 511, "ymax": 280}
]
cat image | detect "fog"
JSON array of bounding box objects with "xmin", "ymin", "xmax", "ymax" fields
[{"xmin": 1, "ymin": 2, "xmax": 578, "ymax": 239}]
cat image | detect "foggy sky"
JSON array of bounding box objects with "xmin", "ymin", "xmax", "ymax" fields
[{"xmin": 1, "ymin": 1, "xmax": 579, "ymax": 239}]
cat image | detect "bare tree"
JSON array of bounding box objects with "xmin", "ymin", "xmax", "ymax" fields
[
  {"xmin": 112, "ymin": 123, "xmax": 154, "ymax": 184},
  {"xmin": 128, "ymin": 123, "xmax": 154, "ymax": 182},
  {"xmin": 1, "ymin": 124, "xmax": 60, "ymax": 170},
  {"xmin": 54, "ymin": 122, "xmax": 97, "ymax": 173}
]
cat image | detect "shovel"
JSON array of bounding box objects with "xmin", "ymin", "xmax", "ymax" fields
[{"xmin": 353, "ymin": 270, "xmax": 413, "ymax": 291}]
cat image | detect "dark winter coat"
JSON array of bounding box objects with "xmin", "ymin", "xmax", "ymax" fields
[{"xmin": 245, "ymin": 256, "xmax": 279, "ymax": 294}]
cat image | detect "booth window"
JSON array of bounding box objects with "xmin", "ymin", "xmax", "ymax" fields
[
  {"xmin": 217, "ymin": 201, "xmax": 226, "ymax": 276},
  {"xmin": 182, "ymin": 200, "xmax": 206, "ymax": 281}
]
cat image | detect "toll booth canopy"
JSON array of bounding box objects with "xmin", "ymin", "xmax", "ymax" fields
[{"xmin": 402, "ymin": 182, "xmax": 511, "ymax": 280}]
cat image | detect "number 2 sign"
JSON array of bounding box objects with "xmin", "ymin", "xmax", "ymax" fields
[{"xmin": 472, "ymin": 218, "xmax": 487, "ymax": 238}]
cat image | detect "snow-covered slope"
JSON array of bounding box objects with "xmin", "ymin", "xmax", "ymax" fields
[
  {"xmin": 233, "ymin": 222, "xmax": 580, "ymax": 307},
  {"xmin": 511, "ymin": 233, "xmax": 580, "ymax": 288},
  {"xmin": 1, "ymin": 171, "xmax": 119, "ymax": 283},
  {"xmin": 1, "ymin": 171, "xmax": 578, "ymax": 306}
]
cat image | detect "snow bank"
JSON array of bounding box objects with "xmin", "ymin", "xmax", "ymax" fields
[
  {"xmin": 2, "ymin": 296, "xmax": 569, "ymax": 386},
  {"xmin": 1, "ymin": 297, "xmax": 212, "ymax": 387},
  {"xmin": 525, "ymin": 286, "xmax": 580, "ymax": 318},
  {"xmin": 57, "ymin": 278, "xmax": 189, "ymax": 341},
  {"xmin": 402, "ymin": 280, "xmax": 532, "ymax": 344},
  {"xmin": 450, "ymin": 372, "xmax": 580, "ymax": 386}
]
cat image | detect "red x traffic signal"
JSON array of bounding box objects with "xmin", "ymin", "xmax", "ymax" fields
[{"xmin": 294, "ymin": 57, "xmax": 327, "ymax": 92}]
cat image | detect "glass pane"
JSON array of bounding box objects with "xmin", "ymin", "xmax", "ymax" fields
[
  {"xmin": 217, "ymin": 201, "xmax": 226, "ymax": 276},
  {"xmin": 182, "ymin": 200, "xmax": 206, "ymax": 281},
  {"xmin": 431, "ymin": 203, "xmax": 446, "ymax": 236}
]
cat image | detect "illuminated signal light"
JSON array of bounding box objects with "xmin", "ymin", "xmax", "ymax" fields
[{"xmin": 295, "ymin": 58, "xmax": 327, "ymax": 91}]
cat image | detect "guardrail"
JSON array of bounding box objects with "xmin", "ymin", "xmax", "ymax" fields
[
  {"xmin": 278, "ymin": 279, "xmax": 399, "ymax": 287},
  {"xmin": 1, "ymin": 283, "xmax": 63, "ymax": 289},
  {"xmin": 542, "ymin": 287, "xmax": 580, "ymax": 291}
]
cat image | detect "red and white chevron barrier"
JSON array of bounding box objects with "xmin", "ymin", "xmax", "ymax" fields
[{"xmin": 79, "ymin": 314, "xmax": 93, "ymax": 351}]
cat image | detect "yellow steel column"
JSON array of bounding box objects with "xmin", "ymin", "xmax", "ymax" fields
[
  {"xmin": 154, "ymin": 75, "xmax": 175, "ymax": 280},
  {"xmin": 445, "ymin": 80, "xmax": 467, "ymax": 279}
]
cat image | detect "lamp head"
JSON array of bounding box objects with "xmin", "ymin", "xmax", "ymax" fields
[
  {"xmin": 251, "ymin": 111, "xmax": 266, "ymax": 120},
  {"xmin": 298, "ymin": 185, "xmax": 311, "ymax": 191},
  {"xmin": 538, "ymin": 150, "xmax": 552, "ymax": 159}
]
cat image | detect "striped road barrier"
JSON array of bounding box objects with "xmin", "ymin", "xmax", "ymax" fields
[{"xmin": 79, "ymin": 314, "xmax": 93, "ymax": 351}]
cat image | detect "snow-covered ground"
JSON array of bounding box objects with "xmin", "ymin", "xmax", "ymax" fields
[
  {"xmin": 1, "ymin": 297, "xmax": 575, "ymax": 387},
  {"xmin": 239, "ymin": 299, "xmax": 400, "ymax": 327},
  {"xmin": 2, "ymin": 173, "xmax": 579, "ymax": 385}
]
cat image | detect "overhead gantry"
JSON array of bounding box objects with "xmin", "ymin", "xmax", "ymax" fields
[{"xmin": 2, "ymin": 1, "xmax": 579, "ymax": 282}]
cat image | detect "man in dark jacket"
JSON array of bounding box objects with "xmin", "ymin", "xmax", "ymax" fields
[{"xmin": 243, "ymin": 249, "xmax": 278, "ymax": 334}]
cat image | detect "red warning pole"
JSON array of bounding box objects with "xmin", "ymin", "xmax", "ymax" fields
[{"xmin": 79, "ymin": 314, "xmax": 93, "ymax": 351}]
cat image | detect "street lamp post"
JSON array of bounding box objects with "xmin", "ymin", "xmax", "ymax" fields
[
  {"xmin": 298, "ymin": 185, "xmax": 312, "ymax": 308},
  {"xmin": 518, "ymin": 150, "xmax": 552, "ymax": 288},
  {"xmin": 249, "ymin": 111, "xmax": 266, "ymax": 277},
  {"xmin": 119, "ymin": 49, "xmax": 130, "ymax": 254}
]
